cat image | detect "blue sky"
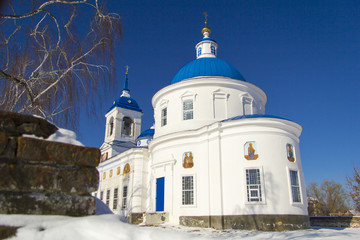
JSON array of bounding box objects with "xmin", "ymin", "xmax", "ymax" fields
[{"xmin": 78, "ymin": 0, "xmax": 360, "ymax": 187}]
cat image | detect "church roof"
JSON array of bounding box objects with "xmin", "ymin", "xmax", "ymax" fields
[
  {"xmin": 171, "ymin": 57, "xmax": 245, "ymax": 84},
  {"xmin": 108, "ymin": 66, "xmax": 142, "ymax": 113},
  {"xmin": 108, "ymin": 96, "xmax": 142, "ymax": 113},
  {"xmin": 137, "ymin": 128, "xmax": 154, "ymax": 139}
]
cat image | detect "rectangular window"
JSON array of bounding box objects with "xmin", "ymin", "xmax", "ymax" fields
[
  {"xmin": 183, "ymin": 100, "xmax": 193, "ymax": 120},
  {"xmin": 182, "ymin": 176, "xmax": 194, "ymax": 205},
  {"xmin": 122, "ymin": 186, "xmax": 128, "ymax": 209},
  {"xmin": 113, "ymin": 188, "xmax": 118, "ymax": 210},
  {"xmin": 100, "ymin": 191, "xmax": 103, "ymax": 201},
  {"xmin": 290, "ymin": 170, "xmax": 301, "ymax": 203},
  {"xmin": 161, "ymin": 107, "xmax": 167, "ymax": 126},
  {"xmin": 106, "ymin": 189, "xmax": 110, "ymax": 206},
  {"xmin": 246, "ymin": 169, "xmax": 262, "ymax": 202}
]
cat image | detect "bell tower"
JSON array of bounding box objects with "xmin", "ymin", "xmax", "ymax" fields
[{"xmin": 100, "ymin": 66, "xmax": 143, "ymax": 160}]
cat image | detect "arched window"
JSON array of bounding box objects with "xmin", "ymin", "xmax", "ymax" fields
[
  {"xmin": 211, "ymin": 46, "xmax": 216, "ymax": 55},
  {"xmin": 108, "ymin": 117, "xmax": 114, "ymax": 136},
  {"xmin": 123, "ymin": 117, "xmax": 133, "ymax": 136},
  {"xmin": 197, "ymin": 47, "xmax": 202, "ymax": 57}
]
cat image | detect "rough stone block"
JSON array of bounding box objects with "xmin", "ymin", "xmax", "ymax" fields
[
  {"xmin": 0, "ymin": 226, "xmax": 19, "ymax": 239},
  {"xmin": 180, "ymin": 214, "xmax": 310, "ymax": 231},
  {"xmin": 0, "ymin": 132, "xmax": 7, "ymax": 154},
  {"xmin": 17, "ymin": 137, "xmax": 100, "ymax": 167},
  {"xmin": 0, "ymin": 111, "xmax": 58, "ymax": 138},
  {"xmin": 0, "ymin": 191, "xmax": 96, "ymax": 216},
  {"xmin": 0, "ymin": 161, "xmax": 99, "ymax": 194}
]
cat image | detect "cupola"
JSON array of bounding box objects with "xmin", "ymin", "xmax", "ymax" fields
[{"xmin": 195, "ymin": 12, "xmax": 218, "ymax": 59}]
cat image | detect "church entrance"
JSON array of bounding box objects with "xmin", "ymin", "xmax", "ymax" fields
[{"xmin": 156, "ymin": 177, "xmax": 165, "ymax": 211}]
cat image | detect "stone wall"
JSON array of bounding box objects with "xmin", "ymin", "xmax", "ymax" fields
[
  {"xmin": 180, "ymin": 214, "xmax": 310, "ymax": 231},
  {"xmin": 310, "ymin": 216, "xmax": 360, "ymax": 228},
  {"xmin": 0, "ymin": 111, "xmax": 100, "ymax": 216}
]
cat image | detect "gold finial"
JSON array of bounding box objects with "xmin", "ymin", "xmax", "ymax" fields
[
  {"xmin": 201, "ymin": 12, "xmax": 211, "ymax": 35},
  {"xmin": 125, "ymin": 65, "xmax": 129, "ymax": 75},
  {"xmin": 203, "ymin": 12, "xmax": 208, "ymax": 27}
]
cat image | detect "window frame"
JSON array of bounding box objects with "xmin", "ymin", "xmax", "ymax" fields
[
  {"xmin": 211, "ymin": 45, "xmax": 216, "ymax": 55},
  {"xmin": 108, "ymin": 117, "xmax": 114, "ymax": 136},
  {"xmin": 122, "ymin": 185, "xmax": 128, "ymax": 210},
  {"xmin": 182, "ymin": 99, "xmax": 194, "ymax": 120},
  {"xmin": 106, "ymin": 189, "xmax": 110, "ymax": 206},
  {"xmin": 161, "ymin": 107, "xmax": 167, "ymax": 127},
  {"xmin": 100, "ymin": 191, "xmax": 104, "ymax": 201},
  {"xmin": 197, "ymin": 47, "xmax": 202, "ymax": 57},
  {"xmin": 113, "ymin": 188, "xmax": 118, "ymax": 210},
  {"xmin": 181, "ymin": 175, "xmax": 196, "ymax": 206},
  {"xmin": 245, "ymin": 168, "xmax": 265, "ymax": 204},
  {"xmin": 289, "ymin": 169, "xmax": 302, "ymax": 204},
  {"xmin": 122, "ymin": 116, "xmax": 133, "ymax": 136}
]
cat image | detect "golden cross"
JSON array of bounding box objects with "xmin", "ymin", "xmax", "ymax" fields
[
  {"xmin": 125, "ymin": 65, "xmax": 129, "ymax": 75},
  {"xmin": 203, "ymin": 12, "xmax": 208, "ymax": 26}
]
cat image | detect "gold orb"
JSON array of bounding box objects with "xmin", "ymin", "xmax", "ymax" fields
[{"xmin": 201, "ymin": 27, "xmax": 211, "ymax": 34}]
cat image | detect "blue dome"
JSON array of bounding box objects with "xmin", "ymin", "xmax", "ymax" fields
[
  {"xmin": 137, "ymin": 128, "xmax": 154, "ymax": 139},
  {"xmin": 171, "ymin": 57, "xmax": 245, "ymax": 84},
  {"xmin": 108, "ymin": 96, "xmax": 142, "ymax": 113}
]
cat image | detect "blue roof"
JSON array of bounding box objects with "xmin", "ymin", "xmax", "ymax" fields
[
  {"xmin": 171, "ymin": 58, "xmax": 245, "ymax": 84},
  {"xmin": 137, "ymin": 128, "xmax": 154, "ymax": 139},
  {"xmin": 107, "ymin": 96, "xmax": 142, "ymax": 113},
  {"xmin": 222, "ymin": 114, "xmax": 291, "ymax": 122},
  {"xmin": 199, "ymin": 37, "xmax": 217, "ymax": 43}
]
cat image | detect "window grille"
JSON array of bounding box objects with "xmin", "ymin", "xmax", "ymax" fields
[
  {"xmin": 122, "ymin": 186, "xmax": 128, "ymax": 209},
  {"xmin": 182, "ymin": 176, "xmax": 194, "ymax": 205},
  {"xmin": 290, "ymin": 170, "xmax": 301, "ymax": 203},
  {"xmin": 183, "ymin": 100, "xmax": 193, "ymax": 120},
  {"xmin": 113, "ymin": 188, "xmax": 118, "ymax": 210},
  {"xmin": 161, "ymin": 107, "xmax": 167, "ymax": 126},
  {"xmin": 246, "ymin": 169, "xmax": 262, "ymax": 202},
  {"xmin": 106, "ymin": 189, "xmax": 110, "ymax": 206}
]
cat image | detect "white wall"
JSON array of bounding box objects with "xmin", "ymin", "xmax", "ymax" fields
[
  {"xmin": 149, "ymin": 117, "xmax": 307, "ymax": 225},
  {"xmin": 152, "ymin": 77, "xmax": 267, "ymax": 138}
]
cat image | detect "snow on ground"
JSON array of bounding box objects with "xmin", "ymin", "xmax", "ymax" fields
[{"xmin": 1, "ymin": 214, "xmax": 359, "ymax": 240}]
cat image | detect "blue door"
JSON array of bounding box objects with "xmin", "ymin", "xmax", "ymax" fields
[{"xmin": 156, "ymin": 177, "xmax": 165, "ymax": 211}]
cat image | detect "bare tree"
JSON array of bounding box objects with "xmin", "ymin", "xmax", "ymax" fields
[
  {"xmin": 0, "ymin": 0, "xmax": 122, "ymax": 129},
  {"xmin": 347, "ymin": 168, "xmax": 360, "ymax": 212},
  {"xmin": 307, "ymin": 180, "xmax": 349, "ymax": 216}
]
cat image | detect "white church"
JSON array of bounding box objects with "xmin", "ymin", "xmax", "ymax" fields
[{"xmin": 95, "ymin": 18, "xmax": 310, "ymax": 231}]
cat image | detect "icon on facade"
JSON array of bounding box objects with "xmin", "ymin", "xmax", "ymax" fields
[
  {"xmin": 110, "ymin": 169, "xmax": 113, "ymax": 178},
  {"xmin": 123, "ymin": 163, "xmax": 130, "ymax": 175},
  {"xmin": 103, "ymin": 172, "xmax": 106, "ymax": 180},
  {"xmin": 183, "ymin": 152, "xmax": 194, "ymax": 168},
  {"xmin": 244, "ymin": 141, "xmax": 259, "ymax": 160},
  {"xmin": 287, "ymin": 143, "xmax": 295, "ymax": 162},
  {"xmin": 100, "ymin": 152, "xmax": 108, "ymax": 162},
  {"xmin": 117, "ymin": 167, "xmax": 121, "ymax": 175}
]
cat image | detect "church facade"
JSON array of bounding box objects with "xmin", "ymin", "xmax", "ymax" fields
[{"xmin": 94, "ymin": 21, "xmax": 309, "ymax": 231}]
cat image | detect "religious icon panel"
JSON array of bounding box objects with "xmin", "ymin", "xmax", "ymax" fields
[
  {"xmin": 244, "ymin": 141, "xmax": 259, "ymax": 160},
  {"xmin": 286, "ymin": 143, "xmax": 295, "ymax": 162},
  {"xmin": 183, "ymin": 152, "xmax": 194, "ymax": 168}
]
